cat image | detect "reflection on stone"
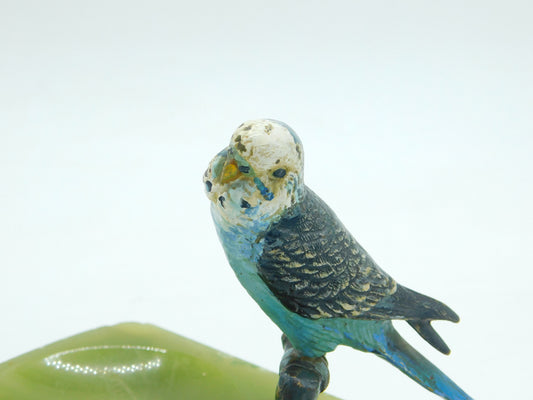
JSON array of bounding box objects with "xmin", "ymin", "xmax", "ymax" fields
[{"xmin": 43, "ymin": 344, "xmax": 166, "ymax": 375}]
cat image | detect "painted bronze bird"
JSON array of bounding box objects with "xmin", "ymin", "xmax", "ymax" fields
[{"xmin": 204, "ymin": 119, "xmax": 471, "ymax": 399}]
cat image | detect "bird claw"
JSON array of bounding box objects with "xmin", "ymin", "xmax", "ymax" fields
[{"xmin": 276, "ymin": 335, "xmax": 330, "ymax": 400}]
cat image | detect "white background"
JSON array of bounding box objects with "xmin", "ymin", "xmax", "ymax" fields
[{"xmin": 1, "ymin": 1, "xmax": 532, "ymax": 399}]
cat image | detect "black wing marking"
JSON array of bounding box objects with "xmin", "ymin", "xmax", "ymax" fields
[
  {"xmin": 258, "ymin": 186, "xmax": 397, "ymax": 319},
  {"xmin": 371, "ymin": 284, "xmax": 460, "ymax": 354},
  {"xmin": 258, "ymin": 187, "xmax": 460, "ymax": 354}
]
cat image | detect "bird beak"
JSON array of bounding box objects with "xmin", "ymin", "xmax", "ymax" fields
[{"xmin": 220, "ymin": 157, "xmax": 242, "ymax": 184}]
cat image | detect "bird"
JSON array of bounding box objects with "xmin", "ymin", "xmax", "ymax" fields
[{"xmin": 203, "ymin": 119, "xmax": 471, "ymax": 400}]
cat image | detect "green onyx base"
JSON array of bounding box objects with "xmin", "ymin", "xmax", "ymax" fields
[{"xmin": 0, "ymin": 323, "xmax": 339, "ymax": 400}]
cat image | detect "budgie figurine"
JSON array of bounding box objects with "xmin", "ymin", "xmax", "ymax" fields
[{"xmin": 204, "ymin": 119, "xmax": 471, "ymax": 400}]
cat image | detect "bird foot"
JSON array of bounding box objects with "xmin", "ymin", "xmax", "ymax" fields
[{"xmin": 276, "ymin": 334, "xmax": 330, "ymax": 400}]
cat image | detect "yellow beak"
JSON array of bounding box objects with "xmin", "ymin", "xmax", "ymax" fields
[{"xmin": 220, "ymin": 158, "xmax": 242, "ymax": 184}]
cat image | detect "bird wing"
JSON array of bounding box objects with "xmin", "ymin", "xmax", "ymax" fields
[
  {"xmin": 258, "ymin": 187, "xmax": 458, "ymax": 325},
  {"xmin": 258, "ymin": 186, "xmax": 398, "ymax": 319}
]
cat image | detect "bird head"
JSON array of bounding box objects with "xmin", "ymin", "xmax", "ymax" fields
[{"xmin": 204, "ymin": 119, "xmax": 304, "ymax": 227}]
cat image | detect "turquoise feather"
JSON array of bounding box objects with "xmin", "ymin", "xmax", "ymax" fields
[{"xmin": 211, "ymin": 203, "xmax": 471, "ymax": 400}]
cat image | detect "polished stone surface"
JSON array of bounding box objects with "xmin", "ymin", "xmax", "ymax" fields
[{"xmin": 0, "ymin": 323, "xmax": 339, "ymax": 399}]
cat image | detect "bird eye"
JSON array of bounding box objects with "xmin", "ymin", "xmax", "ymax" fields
[
  {"xmin": 238, "ymin": 165, "xmax": 250, "ymax": 173},
  {"xmin": 272, "ymin": 168, "xmax": 286, "ymax": 178}
]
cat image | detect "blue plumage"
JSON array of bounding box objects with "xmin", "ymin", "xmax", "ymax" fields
[{"xmin": 204, "ymin": 120, "xmax": 471, "ymax": 399}]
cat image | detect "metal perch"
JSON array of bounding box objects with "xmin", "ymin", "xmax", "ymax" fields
[{"xmin": 276, "ymin": 334, "xmax": 330, "ymax": 400}]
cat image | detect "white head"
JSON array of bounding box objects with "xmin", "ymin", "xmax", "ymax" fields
[{"xmin": 204, "ymin": 119, "xmax": 304, "ymax": 228}]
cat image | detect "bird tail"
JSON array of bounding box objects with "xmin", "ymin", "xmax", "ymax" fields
[{"xmin": 370, "ymin": 324, "xmax": 472, "ymax": 400}]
